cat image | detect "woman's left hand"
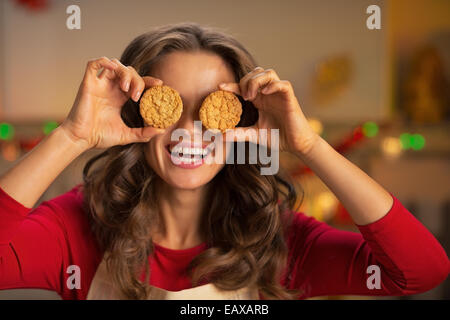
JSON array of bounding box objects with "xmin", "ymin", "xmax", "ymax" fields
[{"xmin": 218, "ymin": 67, "xmax": 318, "ymax": 155}]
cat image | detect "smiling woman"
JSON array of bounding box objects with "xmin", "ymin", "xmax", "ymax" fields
[
  {"xmin": 80, "ymin": 25, "xmax": 301, "ymax": 299},
  {"xmin": 0, "ymin": 22, "xmax": 448, "ymax": 301}
]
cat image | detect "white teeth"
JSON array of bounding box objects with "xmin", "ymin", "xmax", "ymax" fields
[
  {"xmin": 171, "ymin": 146, "xmax": 183, "ymax": 154},
  {"xmin": 181, "ymin": 147, "xmax": 203, "ymax": 155},
  {"xmin": 170, "ymin": 146, "xmax": 212, "ymax": 157},
  {"xmin": 171, "ymin": 156, "xmax": 202, "ymax": 164},
  {"xmin": 179, "ymin": 157, "xmax": 201, "ymax": 163},
  {"xmin": 169, "ymin": 144, "xmax": 216, "ymax": 165}
]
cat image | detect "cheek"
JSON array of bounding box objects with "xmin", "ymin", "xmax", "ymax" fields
[
  {"xmin": 144, "ymin": 148, "xmax": 155, "ymax": 170},
  {"xmin": 207, "ymin": 162, "xmax": 226, "ymax": 175},
  {"xmin": 143, "ymin": 137, "xmax": 163, "ymax": 171}
]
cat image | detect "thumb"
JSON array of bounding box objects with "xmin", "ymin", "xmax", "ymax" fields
[{"xmin": 124, "ymin": 126, "xmax": 164, "ymax": 144}]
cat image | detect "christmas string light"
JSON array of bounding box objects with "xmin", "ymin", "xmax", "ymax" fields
[
  {"xmin": 362, "ymin": 121, "xmax": 379, "ymax": 138},
  {"xmin": 400, "ymin": 133, "xmax": 426, "ymax": 150},
  {"xmin": 0, "ymin": 121, "xmax": 60, "ymax": 160},
  {"xmin": 0, "ymin": 123, "xmax": 15, "ymax": 141},
  {"xmin": 291, "ymin": 123, "xmax": 368, "ymax": 177}
]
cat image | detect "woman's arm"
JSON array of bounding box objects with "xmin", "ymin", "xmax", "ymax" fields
[
  {"xmin": 0, "ymin": 57, "xmax": 163, "ymax": 209},
  {"xmin": 294, "ymin": 134, "xmax": 393, "ymax": 226},
  {"xmin": 220, "ymin": 66, "xmax": 449, "ymax": 296},
  {"xmin": 220, "ymin": 67, "xmax": 391, "ymax": 225},
  {"xmin": 284, "ymin": 200, "xmax": 449, "ymax": 298},
  {"xmin": 0, "ymin": 127, "xmax": 88, "ymax": 208},
  {"xmin": 289, "ymin": 137, "xmax": 449, "ymax": 296},
  {"xmin": 0, "ymin": 57, "xmax": 164, "ymax": 298}
]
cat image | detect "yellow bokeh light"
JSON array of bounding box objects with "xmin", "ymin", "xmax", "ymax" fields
[
  {"xmin": 381, "ymin": 137, "xmax": 403, "ymax": 157},
  {"xmin": 307, "ymin": 118, "xmax": 324, "ymax": 135},
  {"xmin": 1, "ymin": 142, "xmax": 19, "ymax": 162},
  {"xmin": 313, "ymin": 191, "xmax": 338, "ymax": 221}
]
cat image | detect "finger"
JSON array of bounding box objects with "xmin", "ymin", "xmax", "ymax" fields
[
  {"xmin": 111, "ymin": 59, "xmax": 133, "ymax": 93},
  {"xmin": 247, "ymin": 69, "xmax": 280, "ymax": 100},
  {"xmin": 239, "ymin": 67, "xmax": 265, "ymax": 100},
  {"xmin": 122, "ymin": 126, "xmax": 165, "ymax": 144},
  {"xmin": 97, "ymin": 68, "xmax": 107, "ymax": 79},
  {"xmin": 97, "ymin": 68, "xmax": 116, "ymax": 81},
  {"xmin": 127, "ymin": 66, "xmax": 145, "ymax": 102},
  {"xmin": 143, "ymin": 76, "xmax": 163, "ymax": 88},
  {"xmin": 240, "ymin": 66, "xmax": 265, "ymax": 84},
  {"xmin": 260, "ymin": 80, "xmax": 292, "ymax": 95},
  {"xmin": 219, "ymin": 67, "xmax": 265, "ymax": 99},
  {"xmin": 218, "ymin": 82, "xmax": 241, "ymax": 95},
  {"xmin": 86, "ymin": 57, "xmax": 118, "ymax": 78}
]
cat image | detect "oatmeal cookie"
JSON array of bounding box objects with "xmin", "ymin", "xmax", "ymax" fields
[
  {"xmin": 199, "ymin": 90, "xmax": 242, "ymax": 132},
  {"xmin": 139, "ymin": 85, "xmax": 183, "ymax": 129}
]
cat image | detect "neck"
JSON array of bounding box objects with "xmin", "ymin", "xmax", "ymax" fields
[{"xmin": 152, "ymin": 181, "xmax": 209, "ymax": 250}]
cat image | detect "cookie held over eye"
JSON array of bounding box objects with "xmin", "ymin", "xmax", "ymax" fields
[
  {"xmin": 139, "ymin": 85, "xmax": 183, "ymax": 129},
  {"xmin": 199, "ymin": 90, "xmax": 242, "ymax": 132}
]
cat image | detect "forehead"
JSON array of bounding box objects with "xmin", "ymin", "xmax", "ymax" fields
[{"xmin": 150, "ymin": 50, "xmax": 235, "ymax": 100}]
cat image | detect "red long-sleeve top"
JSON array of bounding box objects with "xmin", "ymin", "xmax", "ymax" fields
[{"xmin": 0, "ymin": 184, "xmax": 448, "ymax": 299}]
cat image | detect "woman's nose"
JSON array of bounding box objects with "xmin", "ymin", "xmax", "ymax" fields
[{"xmin": 173, "ymin": 106, "xmax": 203, "ymax": 134}]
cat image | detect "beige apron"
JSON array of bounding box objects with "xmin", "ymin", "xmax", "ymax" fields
[{"xmin": 86, "ymin": 256, "xmax": 260, "ymax": 300}]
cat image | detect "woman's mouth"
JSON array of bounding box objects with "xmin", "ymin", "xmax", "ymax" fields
[{"xmin": 165, "ymin": 142, "xmax": 214, "ymax": 168}]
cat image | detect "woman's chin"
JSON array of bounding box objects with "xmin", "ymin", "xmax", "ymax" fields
[{"xmin": 162, "ymin": 169, "xmax": 215, "ymax": 190}]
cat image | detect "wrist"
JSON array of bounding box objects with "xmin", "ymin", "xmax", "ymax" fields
[
  {"xmin": 54, "ymin": 125, "xmax": 91, "ymax": 153},
  {"xmin": 292, "ymin": 132, "xmax": 322, "ymax": 160}
]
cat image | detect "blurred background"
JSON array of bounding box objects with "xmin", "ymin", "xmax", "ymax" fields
[{"xmin": 0, "ymin": 0, "xmax": 449, "ymax": 299}]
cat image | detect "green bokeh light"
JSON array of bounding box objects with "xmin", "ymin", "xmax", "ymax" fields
[
  {"xmin": 400, "ymin": 133, "xmax": 411, "ymax": 149},
  {"xmin": 399, "ymin": 133, "xmax": 425, "ymax": 150},
  {"xmin": 362, "ymin": 121, "xmax": 379, "ymax": 138},
  {"xmin": 0, "ymin": 123, "xmax": 14, "ymax": 140},
  {"xmin": 43, "ymin": 121, "xmax": 59, "ymax": 135},
  {"xmin": 410, "ymin": 134, "xmax": 425, "ymax": 150}
]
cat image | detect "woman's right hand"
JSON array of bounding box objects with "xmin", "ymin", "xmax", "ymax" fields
[{"xmin": 60, "ymin": 56, "xmax": 164, "ymax": 150}]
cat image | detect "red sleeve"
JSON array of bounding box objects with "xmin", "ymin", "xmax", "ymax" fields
[
  {"xmin": 0, "ymin": 185, "xmax": 101, "ymax": 300},
  {"xmin": 283, "ymin": 193, "xmax": 450, "ymax": 298}
]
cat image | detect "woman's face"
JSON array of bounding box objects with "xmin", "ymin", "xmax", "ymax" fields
[{"xmin": 143, "ymin": 50, "xmax": 235, "ymax": 190}]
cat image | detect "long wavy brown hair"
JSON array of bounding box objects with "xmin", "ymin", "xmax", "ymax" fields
[{"xmin": 81, "ymin": 22, "xmax": 303, "ymax": 299}]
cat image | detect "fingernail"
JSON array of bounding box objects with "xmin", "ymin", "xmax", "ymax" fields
[
  {"xmin": 219, "ymin": 83, "xmax": 226, "ymax": 88},
  {"xmin": 134, "ymin": 91, "xmax": 141, "ymax": 101},
  {"xmin": 124, "ymin": 81, "xmax": 130, "ymax": 92}
]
